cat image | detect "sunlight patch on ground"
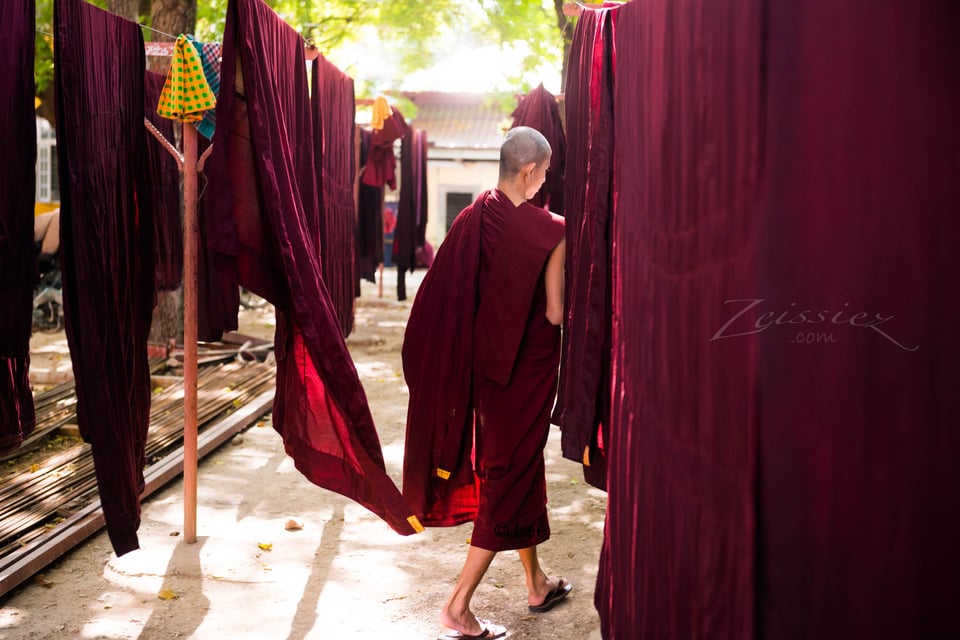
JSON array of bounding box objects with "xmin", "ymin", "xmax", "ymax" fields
[
  {"xmin": 380, "ymin": 440, "xmax": 405, "ymax": 468},
  {"xmin": 0, "ymin": 608, "xmax": 29, "ymax": 629},
  {"xmin": 354, "ymin": 360, "xmax": 395, "ymax": 379}
]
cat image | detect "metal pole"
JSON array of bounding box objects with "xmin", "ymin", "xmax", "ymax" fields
[{"xmin": 182, "ymin": 122, "xmax": 199, "ymax": 543}]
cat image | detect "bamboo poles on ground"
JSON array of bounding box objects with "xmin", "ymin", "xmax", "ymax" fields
[{"xmin": 0, "ymin": 362, "xmax": 276, "ymax": 559}]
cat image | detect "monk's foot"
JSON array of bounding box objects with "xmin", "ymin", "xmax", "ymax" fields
[
  {"xmin": 526, "ymin": 572, "xmax": 553, "ymax": 606},
  {"xmin": 527, "ymin": 576, "xmax": 572, "ymax": 613},
  {"xmin": 440, "ymin": 606, "xmax": 484, "ymax": 636}
]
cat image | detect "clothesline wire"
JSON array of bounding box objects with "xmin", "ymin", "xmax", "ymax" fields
[
  {"xmin": 139, "ymin": 23, "xmax": 178, "ymax": 40},
  {"xmin": 37, "ymin": 22, "xmax": 178, "ymax": 41}
]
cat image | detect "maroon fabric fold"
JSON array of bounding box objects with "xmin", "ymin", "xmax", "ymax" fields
[
  {"xmin": 402, "ymin": 194, "xmax": 484, "ymax": 526},
  {"xmin": 362, "ymin": 107, "xmax": 407, "ymax": 190},
  {"xmin": 394, "ymin": 127, "xmax": 428, "ymax": 299},
  {"xmin": 473, "ymin": 203, "xmax": 564, "ymax": 385},
  {"xmin": 554, "ymin": 5, "xmax": 619, "ymax": 488},
  {"xmin": 143, "ymin": 70, "xmax": 183, "ymax": 292},
  {"xmin": 510, "ymin": 84, "xmax": 566, "ymax": 214},
  {"xmin": 0, "ymin": 0, "xmax": 37, "ymax": 454},
  {"xmin": 599, "ymin": 0, "xmax": 764, "ymax": 637},
  {"xmin": 311, "ymin": 55, "xmax": 357, "ymax": 337},
  {"xmin": 54, "ymin": 0, "xmax": 155, "ymax": 555},
  {"xmin": 207, "ymin": 0, "xmax": 418, "ymax": 535},
  {"xmin": 759, "ymin": 1, "xmax": 960, "ymax": 637}
]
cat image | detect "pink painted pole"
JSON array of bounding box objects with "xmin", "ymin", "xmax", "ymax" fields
[{"xmin": 182, "ymin": 122, "xmax": 199, "ymax": 544}]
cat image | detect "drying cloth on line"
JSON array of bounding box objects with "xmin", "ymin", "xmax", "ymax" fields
[
  {"xmin": 203, "ymin": 0, "xmax": 422, "ymax": 536},
  {"xmin": 54, "ymin": 0, "xmax": 156, "ymax": 556},
  {"xmin": 187, "ymin": 35, "xmax": 221, "ymax": 139},
  {"xmin": 157, "ymin": 34, "xmax": 216, "ymax": 122},
  {"xmin": 0, "ymin": 0, "xmax": 37, "ymax": 454}
]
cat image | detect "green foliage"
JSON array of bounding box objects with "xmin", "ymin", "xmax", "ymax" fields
[{"xmin": 35, "ymin": 0, "xmax": 565, "ymax": 97}]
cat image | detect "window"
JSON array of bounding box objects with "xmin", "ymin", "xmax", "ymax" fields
[
  {"xmin": 446, "ymin": 192, "xmax": 473, "ymax": 231},
  {"xmin": 50, "ymin": 146, "xmax": 60, "ymax": 202}
]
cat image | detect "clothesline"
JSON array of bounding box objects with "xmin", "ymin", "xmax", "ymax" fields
[
  {"xmin": 563, "ymin": 2, "xmax": 621, "ymax": 17},
  {"xmin": 36, "ymin": 22, "xmax": 177, "ymax": 40}
]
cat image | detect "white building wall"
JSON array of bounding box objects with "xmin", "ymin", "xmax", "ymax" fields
[{"xmin": 425, "ymin": 157, "xmax": 499, "ymax": 249}]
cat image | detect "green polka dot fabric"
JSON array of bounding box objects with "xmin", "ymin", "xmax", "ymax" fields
[{"xmin": 157, "ymin": 35, "xmax": 217, "ymax": 122}]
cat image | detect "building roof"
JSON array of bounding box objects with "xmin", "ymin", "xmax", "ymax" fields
[{"xmin": 402, "ymin": 92, "xmax": 511, "ymax": 151}]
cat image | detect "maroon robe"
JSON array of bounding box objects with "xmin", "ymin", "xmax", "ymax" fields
[
  {"xmin": 394, "ymin": 128, "xmax": 428, "ymax": 300},
  {"xmin": 510, "ymin": 84, "xmax": 566, "ymax": 214},
  {"xmin": 54, "ymin": 0, "xmax": 156, "ymax": 555},
  {"xmin": 554, "ymin": 4, "xmax": 620, "ymax": 490},
  {"xmin": 402, "ymin": 190, "xmax": 564, "ymax": 549},
  {"xmin": 355, "ymin": 129, "xmax": 384, "ymax": 285},
  {"xmin": 362, "ymin": 107, "xmax": 407, "ymax": 190},
  {"xmin": 600, "ymin": 0, "xmax": 764, "ymax": 637},
  {"xmin": 311, "ymin": 55, "xmax": 357, "ymax": 337},
  {"xmin": 0, "ymin": 0, "xmax": 37, "ymax": 455},
  {"xmin": 759, "ymin": 1, "xmax": 960, "ymax": 637},
  {"xmin": 143, "ymin": 70, "xmax": 183, "ymax": 292},
  {"xmin": 204, "ymin": 0, "xmax": 419, "ymax": 536}
]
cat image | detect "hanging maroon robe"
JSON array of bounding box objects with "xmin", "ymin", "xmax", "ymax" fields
[
  {"xmin": 554, "ymin": 4, "xmax": 620, "ymax": 490},
  {"xmin": 0, "ymin": 0, "xmax": 37, "ymax": 455},
  {"xmin": 394, "ymin": 128, "xmax": 428, "ymax": 300},
  {"xmin": 363, "ymin": 107, "xmax": 407, "ymax": 191},
  {"xmin": 204, "ymin": 0, "xmax": 419, "ymax": 536},
  {"xmin": 143, "ymin": 70, "xmax": 183, "ymax": 292},
  {"xmin": 759, "ymin": 1, "xmax": 960, "ymax": 637},
  {"xmin": 355, "ymin": 129, "xmax": 384, "ymax": 285},
  {"xmin": 54, "ymin": 0, "xmax": 156, "ymax": 555},
  {"xmin": 510, "ymin": 84, "xmax": 566, "ymax": 214},
  {"xmin": 402, "ymin": 190, "xmax": 564, "ymax": 544},
  {"xmin": 599, "ymin": 0, "xmax": 764, "ymax": 637},
  {"xmin": 311, "ymin": 55, "xmax": 357, "ymax": 337}
]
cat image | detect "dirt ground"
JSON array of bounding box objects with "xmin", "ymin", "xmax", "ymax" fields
[{"xmin": 0, "ymin": 270, "xmax": 606, "ymax": 640}]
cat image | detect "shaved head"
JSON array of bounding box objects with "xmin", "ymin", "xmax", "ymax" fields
[{"xmin": 499, "ymin": 126, "xmax": 551, "ymax": 179}]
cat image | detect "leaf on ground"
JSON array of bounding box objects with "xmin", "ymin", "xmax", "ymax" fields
[
  {"xmin": 29, "ymin": 463, "xmax": 40, "ymax": 473},
  {"xmin": 158, "ymin": 589, "xmax": 178, "ymax": 600},
  {"xmin": 257, "ymin": 542, "xmax": 273, "ymax": 551},
  {"xmin": 381, "ymin": 595, "xmax": 407, "ymax": 603},
  {"xmin": 34, "ymin": 574, "xmax": 55, "ymax": 588},
  {"xmin": 285, "ymin": 518, "xmax": 304, "ymax": 531}
]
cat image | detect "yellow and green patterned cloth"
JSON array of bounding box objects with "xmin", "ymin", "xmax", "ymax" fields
[{"xmin": 157, "ymin": 35, "xmax": 216, "ymax": 122}]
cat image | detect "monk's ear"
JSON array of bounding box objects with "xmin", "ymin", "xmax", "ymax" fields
[{"xmin": 520, "ymin": 162, "xmax": 537, "ymax": 181}]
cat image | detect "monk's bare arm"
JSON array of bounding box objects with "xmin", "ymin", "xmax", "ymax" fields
[{"xmin": 545, "ymin": 237, "xmax": 566, "ymax": 325}]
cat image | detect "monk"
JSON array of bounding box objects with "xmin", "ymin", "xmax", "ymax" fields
[{"xmin": 402, "ymin": 126, "xmax": 571, "ymax": 640}]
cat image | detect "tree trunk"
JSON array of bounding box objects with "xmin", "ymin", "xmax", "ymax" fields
[
  {"xmin": 151, "ymin": 0, "xmax": 197, "ymax": 40},
  {"xmin": 105, "ymin": 0, "xmax": 139, "ymax": 21},
  {"xmin": 147, "ymin": 0, "xmax": 198, "ymax": 346}
]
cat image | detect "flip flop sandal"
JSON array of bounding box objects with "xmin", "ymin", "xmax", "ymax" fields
[
  {"xmin": 528, "ymin": 578, "xmax": 572, "ymax": 613},
  {"xmin": 438, "ymin": 618, "xmax": 508, "ymax": 639}
]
